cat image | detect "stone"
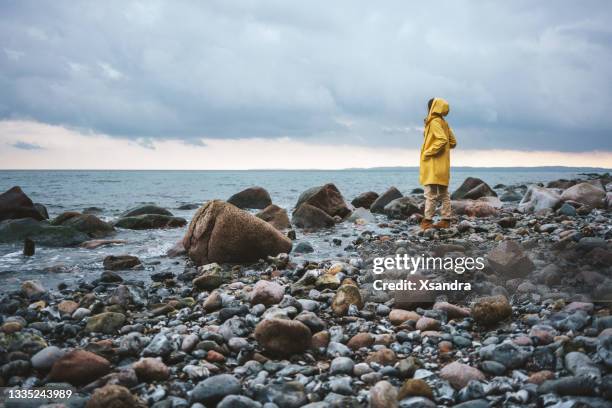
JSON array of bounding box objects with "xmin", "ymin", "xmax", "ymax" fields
[
  {"xmin": 81, "ymin": 239, "xmax": 127, "ymax": 249},
  {"xmin": 115, "ymin": 214, "xmax": 186, "ymax": 229},
  {"xmin": 371, "ymin": 187, "xmax": 403, "ymax": 213},
  {"xmin": 132, "ymin": 357, "xmax": 170, "ymax": 381},
  {"xmin": 366, "ymin": 348, "xmax": 397, "ymax": 365},
  {"xmin": 294, "ymin": 241, "xmax": 314, "ymax": 253},
  {"xmin": 347, "ymin": 207, "xmax": 376, "ymax": 223},
  {"xmin": 394, "ymin": 274, "xmax": 436, "ymax": 310},
  {"xmin": 58, "ymin": 300, "xmax": 79, "ymax": 315},
  {"xmin": 565, "ymin": 351, "xmax": 601, "ymax": 378},
  {"xmin": 384, "ymin": 197, "xmax": 421, "ymax": 220},
  {"xmin": 471, "ymin": 295, "xmax": 512, "ymax": 326},
  {"xmin": 52, "ymin": 212, "xmax": 114, "ymax": 237},
  {"xmin": 142, "ymin": 333, "xmax": 173, "ymax": 357},
  {"xmin": 351, "ymin": 191, "xmax": 379, "ymax": 209},
  {"xmin": 347, "ymin": 333, "xmax": 374, "ymax": 350},
  {"xmin": 257, "ymin": 381, "xmax": 307, "ymax": 408},
  {"xmin": 500, "ymin": 190, "xmax": 523, "ymax": 202},
  {"xmin": 203, "ymin": 290, "xmax": 223, "ymax": 312},
  {"xmin": 369, "ymin": 380, "xmax": 398, "ymax": 408},
  {"xmin": 527, "ymin": 370, "xmax": 555, "ymax": 385},
  {"xmin": 86, "ymin": 384, "xmax": 145, "ymax": 408},
  {"xmin": 292, "ymin": 203, "xmax": 336, "ymax": 229},
  {"xmin": 480, "ymin": 360, "xmax": 506, "ymax": 376},
  {"xmin": 295, "ymin": 311, "xmax": 326, "ymax": 333},
  {"xmin": 183, "ymin": 200, "xmax": 292, "ymax": 265},
  {"xmin": 23, "ymin": 237, "xmax": 35, "ymax": 256},
  {"xmin": 86, "ymin": 312, "xmax": 126, "ymax": 334},
  {"xmin": 0, "ymin": 186, "xmax": 45, "ymax": 222},
  {"xmin": 330, "ymin": 357, "xmax": 355, "ymax": 375},
  {"xmin": 538, "ymin": 376, "xmax": 595, "ymax": 397},
  {"xmin": 48, "ymin": 349, "xmax": 111, "ymax": 386},
  {"xmin": 331, "ymin": 283, "xmax": 363, "ymax": 316},
  {"xmin": 193, "ymin": 263, "xmax": 228, "ymax": 290},
  {"xmin": 557, "ymin": 202, "xmax": 577, "ymax": 216},
  {"xmin": 452, "ymin": 197, "xmax": 501, "ymax": 217},
  {"xmin": 498, "ymin": 217, "xmax": 517, "ymax": 228},
  {"xmin": 519, "ymin": 186, "xmax": 561, "ymax": 213},
  {"xmin": 295, "ymin": 183, "xmax": 350, "ymax": 218},
  {"xmin": 103, "ymin": 255, "xmax": 141, "ymax": 270},
  {"xmin": 451, "ymin": 177, "xmax": 497, "ymax": 200},
  {"xmin": 254, "ymin": 318, "xmax": 312, "ymax": 355},
  {"xmin": 250, "ymin": 280, "xmax": 285, "ymax": 306},
  {"xmin": 439, "ymin": 361, "xmax": 485, "ymax": 389},
  {"xmin": 433, "ymin": 302, "xmax": 470, "ymax": 319},
  {"xmin": 416, "ymin": 317, "xmax": 440, "ymax": 331},
  {"xmin": 487, "ymin": 240, "xmax": 534, "ymax": 278},
  {"xmin": 218, "ymin": 395, "xmax": 262, "ymax": 408},
  {"xmin": 228, "ymin": 186, "xmax": 272, "ymax": 209},
  {"xmin": 560, "ymin": 182, "xmax": 606, "ymax": 208},
  {"xmin": 256, "ymin": 204, "xmax": 291, "ymax": 230},
  {"xmin": 479, "ymin": 341, "xmax": 531, "ymax": 369},
  {"xmin": 190, "ymin": 374, "xmax": 242, "ymax": 405},
  {"xmin": 0, "ymin": 218, "xmax": 88, "ymax": 246},
  {"xmin": 31, "ymin": 346, "xmax": 65, "ymax": 371},
  {"xmin": 389, "ymin": 309, "xmax": 420, "ymax": 325},
  {"xmin": 398, "ymin": 379, "xmax": 433, "ymax": 399},
  {"xmin": 121, "ymin": 205, "xmax": 173, "ymax": 217},
  {"xmin": 21, "ymin": 280, "xmax": 46, "ymax": 298}
]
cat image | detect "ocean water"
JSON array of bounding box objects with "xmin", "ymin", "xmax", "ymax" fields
[{"xmin": 0, "ymin": 168, "xmax": 594, "ymax": 290}]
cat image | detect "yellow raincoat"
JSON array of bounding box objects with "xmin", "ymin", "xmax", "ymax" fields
[{"xmin": 419, "ymin": 98, "xmax": 457, "ymax": 186}]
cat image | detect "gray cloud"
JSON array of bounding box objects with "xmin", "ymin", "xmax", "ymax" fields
[
  {"xmin": 11, "ymin": 141, "xmax": 44, "ymax": 150},
  {"xmin": 1, "ymin": 0, "xmax": 611, "ymax": 152}
]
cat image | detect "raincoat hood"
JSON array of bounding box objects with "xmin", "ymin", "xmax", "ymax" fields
[{"xmin": 425, "ymin": 98, "xmax": 450, "ymax": 125}]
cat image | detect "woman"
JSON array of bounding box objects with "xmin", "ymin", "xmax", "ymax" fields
[{"xmin": 419, "ymin": 97, "xmax": 457, "ymax": 230}]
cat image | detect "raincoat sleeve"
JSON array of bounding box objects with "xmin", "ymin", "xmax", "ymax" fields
[
  {"xmin": 423, "ymin": 120, "xmax": 449, "ymax": 157},
  {"xmin": 449, "ymin": 127, "xmax": 457, "ymax": 149}
]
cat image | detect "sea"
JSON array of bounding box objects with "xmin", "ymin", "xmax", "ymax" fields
[{"xmin": 0, "ymin": 168, "xmax": 605, "ymax": 290}]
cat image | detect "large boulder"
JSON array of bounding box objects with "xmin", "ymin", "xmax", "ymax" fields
[
  {"xmin": 351, "ymin": 191, "xmax": 379, "ymax": 209},
  {"xmin": 292, "ymin": 203, "xmax": 335, "ymax": 229},
  {"xmin": 115, "ymin": 214, "xmax": 186, "ymax": 229},
  {"xmin": 0, "ymin": 218, "xmax": 88, "ymax": 246},
  {"xmin": 370, "ymin": 187, "xmax": 403, "ymax": 213},
  {"xmin": 518, "ymin": 186, "xmax": 561, "ymax": 213},
  {"xmin": 121, "ymin": 205, "xmax": 173, "ymax": 217},
  {"xmin": 451, "ymin": 177, "xmax": 497, "ymax": 200},
  {"xmin": 256, "ymin": 204, "xmax": 290, "ymax": 230},
  {"xmin": 228, "ymin": 187, "xmax": 272, "ymax": 209},
  {"xmin": 183, "ymin": 200, "xmax": 292, "ymax": 265},
  {"xmin": 383, "ymin": 197, "xmax": 422, "ymax": 220},
  {"xmin": 294, "ymin": 183, "xmax": 350, "ymax": 218},
  {"xmin": 487, "ymin": 240, "xmax": 534, "ymax": 278},
  {"xmin": 0, "ymin": 186, "xmax": 45, "ymax": 222},
  {"xmin": 560, "ymin": 182, "xmax": 606, "ymax": 209},
  {"xmin": 51, "ymin": 212, "xmax": 114, "ymax": 238}
]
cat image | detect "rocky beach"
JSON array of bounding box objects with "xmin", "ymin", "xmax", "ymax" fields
[{"xmin": 0, "ymin": 172, "xmax": 611, "ymax": 408}]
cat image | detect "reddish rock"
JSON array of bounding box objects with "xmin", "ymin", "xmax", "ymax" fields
[
  {"xmin": 366, "ymin": 348, "xmax": 397, "ymax": 365},
  {"xmin": 256, "ymin": 204, "xmax": 291, "ymax": 230},
  {"xmin": 250, "ymin": 280, "xmax": 285, "ymax": 306},
  {"xmin": 254, "ymin": 318, "xmax": 312, "ymax": 356},
  {"xmin": 347, "ymin": 333, "xmax": 375, "ymax": 350},
  {"xmin": 132, "ymin": 357, "xmax": 169, "ymax": 381},
  {"xmin": 416, "ymin": 317, "xmax": 440, "ymax": 331},
  {"xmin": 48, "ymin": 350, "xmax": 111, "ymax": 386},
  {"xmin": 527, "ymin": 370, "xmax": 555, "ymax": 385},
  {"xmin": 295, "ymin": 183, "xmax": 350, "ymax": 218},
  {"xmin": 433, "ymin": 302, "xmax": 470, "ymax": 319},
  {"xmin": 440, "ymin": 361, "xmax": 485, "ymax": 389},
  {"xmin": 86, "ymin": 384, "xmax": 145, "ymax": 408},
  {"xmin": 0, "ymin": 186, "xmax": 45, "ymax": 222},
  {"xmin": 471, "ymin": 295, "xmax": 512, "ymax": 326},
  {"xmin": 369, "ymin": 380, "xmax": 398, "ymax": 408},
  {"xmin": 311, "ymin": 330, "xmax": 330, "ymax": 349},
  {"xmin": 398, "ymin": 378, "xmax": 434, "ymax": 399},
  {"xmin": 389, "ymin": 309, "xmax": 420, "ymax": 326}
]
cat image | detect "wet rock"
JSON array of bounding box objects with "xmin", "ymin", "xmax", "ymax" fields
[
  {"xmin": 500, "ymin": 190, "xmax": 523, "ymax": 202},
  {"xmin": 132, "ymin": 357, "xmax": 170, "ymax": 381},
  {"xmin": 295, "ymin": 183, "xmax": 350, "ymax": 218},
  {"xmin": 81, "ymin": 239, "xmax": 127, "ymax": 249},
  {"xmin": 351, "ymin": 191, "xmax": 379, "ymax": 209},
  {"xmin": 348, "ymin": 207, "xmax": 376, "ymax": 223},
  {"xmin": 560, "ymin": 182, "xmax": 606, "ymax": 208},
  {"xmin": 228, "ymin": 186, "xmax": 272, "ymax": 209},
  {"xmin": 52, "ymin": 212, "xmax": 114, "ymax": 238},
  {"xmin": 519, "ymin": 185, "xmax": 561, "ymax": 213},
  {"xmin": 250, "ymin": 280, "xmax": 285, "ymax": 306},
  {"xmin": 398, "ymin": 379, "xmax": 433, "ymax": 399},
  {"xmin": 31, "ymin": 346, "xmax": 65, "ymax": 371},
  {"xmin": 292, "ymin": 203, "xmax": 336, "ymax": 229},
  {"xmin": 183, "ymin": 200, "xmax": 292, "ymax": 265},
  {"xmin": 86, "ymin": 312, "xmax": 126, "ymax": 334},
  {"xmin": 371, "ymin": 187, "xmax": 403, "ymax": 213},
  {"xmin": 384, "ymin": 197, "xmax": 422, "ymax": 220},
  {"xmin": 331, "ymin": 283, "xmax": 363, "ymax": 316},
  {"xmin": 479, "ymin": 341, "xmax": 531, "ymax": 369},
  {"xmin": 256, "ymin": 204, "xmax": 290, "ymax": 230},
  {"xmin": 565, "ymin": 351, "xmax": 601, "ymax": 378},
  {"xmin": 0, "ymin": 186, "xmax": 45, "ymax": 222},
  {"xmin": 254, "ymin": 318, "xmax": 312, "ymax": 355},
  {"xmin": 48, "ymin": 349, "xmax": 111, "ymax": 386},
  {"xmin": 21, "ymin": 280, "xmax": 46, "ymax": 298},
  {"xmin": 0, "ymin": 217, "xmax": 88, "ymax": 246},
  {"xmin": 538, "ymin": 376, "xmax": 595, "ymax": 396},
  {"xmin": 115, "ymin": 214, "xmax": 186, "ymax": 229},
  {"xmin": 86, "ymin": 384, "xmax": 145, "ymax": 408},
  {"xmin": 451, "ymin": 177, "xmax": 497, "ymax": 200},
  {"xmin": 294, "ymin": 241, "xmax": 314, "ymax": 253},
  {"xmin": 471, "ymin": 295, "xmax": 512, "ymax": 326},
  {"xmin": 218, "ymin": 395, "xmax": 262, "ymax": 408},
  {"xmin": 487, "ymin": 240, "xmax": 534, "ymax": 278},
  {"xmin": 439, "ymin": 361, "xmax": 485, "ymax": 389},
  {"xmin": 389, "ymin": 309, "xmax": 420, "ymax": 325},
  {"xmin": 190, "ymin": 374, "xmax": 241, "ymax": 405},
  {"xmin": 193, "ymin": 262, "xmax": 229, "ymax": 290},
  {"xmin": 369, "ymin": 380, "xmax": 398, "ymax": 408},
  {"xmin": 103, "ymin": 255, "xmax": 141, "ymax": 270},
  {"xmin": 121, "ymin": 205, "xmax": 173, "ymax": 217}
]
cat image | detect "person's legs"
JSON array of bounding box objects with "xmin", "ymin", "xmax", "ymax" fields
[
  {"xmin": 434, "ymin": 185, "xmax": 452, "ymax": 228},
  {"xmin": 421, "ymin": 185, "xmax": 436, "ymax": 230}
]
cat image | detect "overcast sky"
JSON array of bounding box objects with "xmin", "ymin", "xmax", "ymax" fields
[{"xmin": 1, "ymin": 1, "xmax": 611, "ymax": 168}]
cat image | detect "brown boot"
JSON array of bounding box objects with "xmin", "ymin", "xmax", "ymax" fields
[
  {"xmin": 420, "ymin": 219, "xmax": 434, "ymax": 231},
  {"xmin": 433, "ymin": 219, "xmax": 451, "ymax": 229}
]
